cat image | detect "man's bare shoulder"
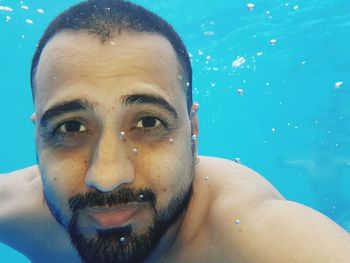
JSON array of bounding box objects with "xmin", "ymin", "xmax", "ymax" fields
[
  {"xmin": 196, "ymin": 156, "xmax": 285, "ymax": 203},
  {"xmin": 0, "ymin": 166, "xmax": 80, "ymax": 263},
  {"xmin": 195, "ymin": 157, "xmax": 350, "ymax": 263}
]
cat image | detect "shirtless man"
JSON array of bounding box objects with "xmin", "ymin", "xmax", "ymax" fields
[{"xmin": 1, "ymin": 1, "xmax": 350, "ymax": 262}]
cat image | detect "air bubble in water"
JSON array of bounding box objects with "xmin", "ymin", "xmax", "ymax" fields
[
  {"xmin": 204, "ymin": 31, "xmax": 215, "ymax": 36},
  {"xmin": 37, "ymin": 8, "xmax": 44, "ymax": 14},
  {"xmin": 0, "ymin": 6, "xmax": 13, "ymax": 12},
  {"xmin": 334, "ymin": 81, "xmax": 344, "ymax": 89},
  {"xmin": 269, "ymin": 39, "xmax": 277, "ymax": 45},
  {"xmin": 232, "ymin": 56, "xmax": 246, "ymax": 68},
  {"xmin": 25, "ymin": 19, "xmax": 33, "ymax": 24},
  {"xmin": 247, "ymin": 3, "xmax": 255, "ymax": 11},
  {"xmin": 236, "ymin": 89, "xmax": 244, "ymax": 96},
  {"xmin": 234, "ymin": 158, "xmax": 241, "ymax": 164}
]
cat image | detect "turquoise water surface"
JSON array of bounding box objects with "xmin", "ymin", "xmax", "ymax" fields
[{"xmin": 1, "ymin": 0, "xmax": 350, "ymax": 261}]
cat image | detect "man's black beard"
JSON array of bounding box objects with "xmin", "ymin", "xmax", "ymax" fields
[{"xmin": 44, "ymin": 184, "xmax": 193, "ymax": 263}]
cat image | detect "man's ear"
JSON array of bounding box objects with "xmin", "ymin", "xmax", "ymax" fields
[
  {"xmin": 191, "ymin": 112, "xmax": 199, "ymax": 137},
  {"xmin": 30, "ymin": 112, "xmax": 36, "ymax": 124}
]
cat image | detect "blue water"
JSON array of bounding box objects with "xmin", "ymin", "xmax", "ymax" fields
[{"xmin": 1, "ymin": 0, "xmax": 350, "ymax": 261}]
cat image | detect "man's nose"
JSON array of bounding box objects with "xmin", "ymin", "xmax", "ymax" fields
[{"xmin": 85, "ymin": 130, "xmax": 135, "ymax": 192}]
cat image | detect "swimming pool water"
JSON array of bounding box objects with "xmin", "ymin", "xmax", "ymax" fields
[{"xmin": 1, "ymin": 0, "xmax": 350, "ymax": 261}]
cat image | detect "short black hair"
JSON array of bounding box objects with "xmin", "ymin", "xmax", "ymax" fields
[{"xmin": 31, "ymin": 0, "xmax": 192, "ymax": 111}]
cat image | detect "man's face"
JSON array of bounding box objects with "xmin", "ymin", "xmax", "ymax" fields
[{"xmin": 34, "ymin": 31, "xmax": 196, "ymax": 263}]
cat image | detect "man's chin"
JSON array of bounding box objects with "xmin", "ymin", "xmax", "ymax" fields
[{"xmin": 68, "ymin": 218, "xmax": 159, "ymax": 263}]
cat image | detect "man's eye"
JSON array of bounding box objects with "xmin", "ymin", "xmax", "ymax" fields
[
  {"xmin": 136, "ymin": 117, "xmax": 162, "ymax": 128},
  {"xmin": 57, "ymin": 121, "xmax": 86, "ymax": 133}
]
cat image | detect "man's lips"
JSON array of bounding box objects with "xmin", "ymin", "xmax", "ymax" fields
[{"xmin": 85, "ymin": 205, "xmax": 141, "ymax": 229}]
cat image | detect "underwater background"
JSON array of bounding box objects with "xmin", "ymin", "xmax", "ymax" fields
[{"xmin": 1, "ymin": 0, "xmax": 350, "ymax": 261}]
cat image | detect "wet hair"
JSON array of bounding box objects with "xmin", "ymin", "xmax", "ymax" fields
[{"xmin": 30, "ymin": 0, "xmax": 192, "ymax": 112}]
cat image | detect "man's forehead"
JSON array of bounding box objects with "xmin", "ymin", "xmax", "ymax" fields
[
  {"xmin": 37, "ymin": 30, "xmax": 180, "ymax": 71},
  {"xmin": 34, "ymin": 30, "xmax": 187, "ymax": 115}
]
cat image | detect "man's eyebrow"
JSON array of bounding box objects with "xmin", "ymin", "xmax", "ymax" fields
[
  {"xmin": 120, "ymin": 94, "xmax": 178, "ymax": 119},
  {"xmin": 39, "ymin": 99, "xmax": 94, "ymax": 127}
]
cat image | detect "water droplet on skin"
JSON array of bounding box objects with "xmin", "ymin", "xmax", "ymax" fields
[
  {"xmin": 247, "ymin": 3, "xmax": 255, "ymax": 11},
  {"xmin": 235, "ymin": 219, "xmax": 240, "ymax": 225},
  {"xmin": 169, "ymin": 138, "xmax": 174, "ymax": 143},
  {"xmin": 192, "ymin": 135, "xmax": 198, "ymax": 142},
  {"xmin": 236, "ymin": 89, "xmax": 244, "ymax": 96},
  {"xmin": 119, "ymin": 131, "xmax": 126, "ymax": 140},
  {"xmin": 192, "ymin": 102, "xmax": 200, "ymax": 113},
  {"xmin": 138, "ymin": 194, "xmax": 144, "ymax": 201},
  {"xmin": 110, "ymin": 41, "xmax": 116, "ymax": 45},
  {"xmin": 205, "ymin": 177, "xmax": 209, "ymax": 181},
  {"xmin": 119, "ymin": 237, "xmax": 126, "ymax": 245},
  {"xmin": 132, "ymin": 148, "xmax": 138, "ymax": 155},
  {"xmin": 186, "ymin": 82, "xmax": 190, "ymax": 87}
]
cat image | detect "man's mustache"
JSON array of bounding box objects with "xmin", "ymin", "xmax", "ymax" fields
[{"xmin": 69, "ymin": 187, "xmax": 157, "ymax": 212}]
